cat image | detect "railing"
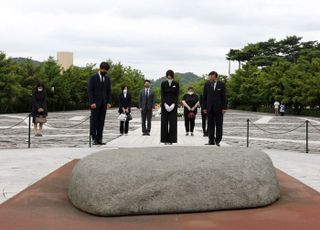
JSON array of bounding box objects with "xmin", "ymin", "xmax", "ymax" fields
[
  {"xmin": 246, "ymin": 119, "xmax": 320, "ymax": 153},
  {"xmin": 0, "ymin": 114, "xmax": 91, "ymax": 148}
]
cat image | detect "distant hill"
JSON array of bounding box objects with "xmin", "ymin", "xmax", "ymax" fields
[
  {"xmin": 11, "ymin": 57, "xmax": 42, "ymax": 67},
  {"xmin": 153, "ymin": 72, "xmax": 201, "ymax": 87}
]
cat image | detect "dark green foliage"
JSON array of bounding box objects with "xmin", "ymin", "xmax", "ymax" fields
[
  {"xmin": 0, "ymin": 53, "xmax": 146, "ymax": 113},
  {"xmin": 226, "ymin": 36, "xmax": 320, "ymax": 116}
]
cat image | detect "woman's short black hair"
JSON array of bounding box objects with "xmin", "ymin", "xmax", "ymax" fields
[
  {"xmin": 187, "ymin": 86, "xmax": 194, "ymax": 91},
  {"xmin": 209, "ymin": 71, "xmax": 218, "ymax": 77},
  {"xmin": 34, "ymin": 81, "xmax": 45, "ymax": 89},
  {"xmin": 100, "ymin": 62, "xmax": 110, "ymax": 71},
  {"xmin": 166, "ymin": 69, "xmax": 174, "ymax": 78}
]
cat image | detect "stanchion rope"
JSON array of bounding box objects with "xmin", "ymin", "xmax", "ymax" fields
[
  {"xmin": 0, "ymin": 114, "xmax": 30, "ymax": 130},
  {"xmin": 249, "ymin": 120, "xmax": 306, "ymax": 135}
]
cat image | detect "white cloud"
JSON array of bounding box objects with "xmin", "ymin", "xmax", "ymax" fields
[{"xmin": 1, "ymin": 0, "xmax": 320, "ymax": 79}]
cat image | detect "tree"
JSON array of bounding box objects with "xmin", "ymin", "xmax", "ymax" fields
[{"xmin": 0, "ymin": 53, "xmax": 27, "ymax": 113}]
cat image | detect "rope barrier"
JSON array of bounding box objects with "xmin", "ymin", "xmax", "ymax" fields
[
  {"xmin": 249, "ymin": 120, "xmax": 306, "ymax": 135},
  {"xmin": 46, "ymin": 116, "xmax": 90, "ymax": 129},
  {"xmin": 309, "ymin": 121, "xmax": 320, "ymax": 132},
  {"xmin": 0, "ymin": 114, "xmax": 30, "ymax": 130}
]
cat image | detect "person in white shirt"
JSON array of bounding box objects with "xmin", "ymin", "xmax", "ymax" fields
[{"xmin": 274, "ymin": 100, "xmax": 280, "ymax": 115}]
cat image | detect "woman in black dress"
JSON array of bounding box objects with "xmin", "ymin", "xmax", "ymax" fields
[
  {"xmin": 181, "ymin": 86, "xmax": 199, "ymax": 136},
  {"xmin": 31, "ymin": 82, "xmax": 48, "ymax": 136},
  {"xmin": 160, "ymin": 70, "xmax": 179, "ymax": 144},
  {"xmin": 118, "ymin": 85, "xmax": 132, "ymax": 135}
]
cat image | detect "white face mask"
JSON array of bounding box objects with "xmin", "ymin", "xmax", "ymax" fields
[
  {"xmin": 123, "ymin": 89, "xmax": 127, "ymax": 94},
  {"xmin": 38, "ymin": 87, "xmax": 43, "ymax": 92},
  {"xmin": 188, "ymin": 91, "xmax": 194, "ymax": 95}
]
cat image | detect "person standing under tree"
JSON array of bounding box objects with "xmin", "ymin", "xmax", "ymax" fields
[
  {"xmin": 181, "ymin": 86, "xmax": 199, "ymax": 136},
  {"xmin": 139, "ymin": 80, "xmax": 155, "ymax": 136},
  {"xmin": 279, "ymin": 102, "xmax": 285, "ymax": 116},
  {"xmin": 274, "ymin": 100, "xmax": 280, "ymax": 115},
  {"xmin": 203, "ymin": 71, "xmax": 227, "ymax": 146},
  {"xmin": 31, "ymin": 82, "xmax": 48, "ymax": 136},
  {"xmin": 88, "ymin": 62, "xmax": 112, "ymax": 145},
  {"xmin": 160, "ymin": 70, "xmax": 179, "ymax": 145}
]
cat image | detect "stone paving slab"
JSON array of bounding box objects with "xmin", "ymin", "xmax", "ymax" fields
[{"xmin": 106, "ymin": 121, "xmax": 229, "ymax": 148}]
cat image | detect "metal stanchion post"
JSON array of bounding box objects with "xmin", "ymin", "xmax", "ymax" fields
[
  {"xmin": 247, "ymin": 119, "xmax": 249, "ymax": 147},
  {"xmin": 89, "ymin": 115, "xmax": 91, "ymax": 148},
  {"xmin": 306, "ymin": 120, "xmax": 309, "ymax": 153},
  {"xmin": 28, "ymin": 113, "xmax": 31, "ymax": 148}
]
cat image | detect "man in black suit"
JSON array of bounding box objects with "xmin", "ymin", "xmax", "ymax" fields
[
  {"xmin": 203, "ymin": 71, "xmax": 227, "ymax": 146},
  {"xmin": 139, "ymin": 80, "xmax": 155, "ymax": 136},
  {"xmin": 88, "ymin": 62, "xmax": 112, "ymax": 145}
]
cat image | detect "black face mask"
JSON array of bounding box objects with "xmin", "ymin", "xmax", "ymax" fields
[{"xmin": 100, "ymin": 71, "xmax": 107, "ymax": 76}]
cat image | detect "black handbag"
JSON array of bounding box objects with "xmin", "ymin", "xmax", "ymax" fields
[
  {"xmin": 35, "ymin": 115, "xmax": 47, "ymax": 124},
  {"xmin": 126, "ymin": 113, "xmax": 132, "ymax": 121},
  {"xmin": 187, "ymin": 111, "xmax": 195, "ymax": 119}
]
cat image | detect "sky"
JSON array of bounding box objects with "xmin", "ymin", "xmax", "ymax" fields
[{"xmin": 1, "ymin": 0, "xmax": 320, "ymax": 79}]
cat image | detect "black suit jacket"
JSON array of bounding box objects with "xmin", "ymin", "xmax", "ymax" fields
[
  {"xmin": 118, "ymin": 92, "xmax": 132, "ymax": 114},
  {"xmin": 139, "ymin": 88, "xmax": 155, "ymax": 110},
  {"xmin": 203, "ymin": 81, "xmax": 227, "ymax": 113},
  {"xmin": 161, "ymin": 80, "xmax": 179, "ymax": 106},
  {"xmin": 88, "ymin": 73, "xmax": 111, "ymax": 106}
]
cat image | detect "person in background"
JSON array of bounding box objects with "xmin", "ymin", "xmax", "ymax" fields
[
  {"xmin": 160, "ymin": 70, "xmax": 179, "ymax": 145},
  {"xmin": 88, "ymin": 62, "xmax": 112, "ymax": 145},
  {"xmin": 181, "ymin": 86, "xmax": 199, "ymax": 136},
  {"xmin": 31, "ymin": 82, "xmax": 48, "ymax": 136},
  {"xmin": 118, "ymin": 85, "xmax": 132, "ymax": 135},
  {"xmin": 139, "ymin": 80, "xmax": 155, "ymax": 136},
  {"xmin": 199, "ymin": 93, "xmax": 208, "ymax": 136},
  {"xmin": 203, "ymin": 71, "xmax": 227, "ymax": 146},
  {"xmin": 279, "ymin": 102, "xmax": 285, "ymax": 116},
  {"xmin": 274, "ymin": 100, "xmax": 280, "ymax": 115}
]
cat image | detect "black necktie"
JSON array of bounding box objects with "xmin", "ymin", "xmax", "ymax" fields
[{"xmin": 145, "ymin": 89, "xmax": 148, "ymax": 106}]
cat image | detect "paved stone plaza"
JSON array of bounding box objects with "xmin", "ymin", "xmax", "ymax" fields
[
  {"xmin": 0, "ymin": 109, "xmax": 319, "ymax": 204},
  {"xmin": 0, "ymin": 108, "xmax": 319, "ymax": 152}
]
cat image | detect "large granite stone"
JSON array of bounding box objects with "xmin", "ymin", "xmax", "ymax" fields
[{"xmin": 68, "ymin": 147, "xmax": 280, "ymax": 216}]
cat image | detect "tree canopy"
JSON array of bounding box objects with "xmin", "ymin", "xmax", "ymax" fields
[{"xmin": 226, "ymin": 36, "xmax": 320, "ymax": 115}]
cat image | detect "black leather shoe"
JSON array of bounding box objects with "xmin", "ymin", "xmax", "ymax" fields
[
  {"xmin": 205, "ymin": 141, "xmax": 215, "ymax": 145},
  {"xmin": 142, "ymin": 133, "xmax": 146, "ymax": 136},
  {"xmin": 98, "ymin": 141, "xmax": 106, "ymax": 145},
  {"xmin": 146, "ymin": 132, "xmax": 150, "ymax": 136},
  {"xmin": 216, "ymin": 142, "xmax": 220, "ymax": 147},
  {"xmin": 92, "ymin": 140, "xmax": 99, "ymax": 145}
]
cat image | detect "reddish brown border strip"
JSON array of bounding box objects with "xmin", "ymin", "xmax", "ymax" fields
[{"xmin": 0, "ymin": 160, "xmax": 319, "ymax": 230}]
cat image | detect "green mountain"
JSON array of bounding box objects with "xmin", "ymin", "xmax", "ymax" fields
[
  {"xmin": 11, "ymin": 57, "xmax": 42, "ymax": 67},
  {"xmin": 153, "ymin": 72, "xmax": 201, "ymax": 87}
]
